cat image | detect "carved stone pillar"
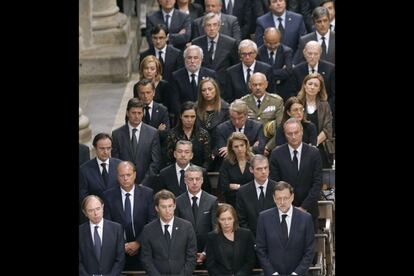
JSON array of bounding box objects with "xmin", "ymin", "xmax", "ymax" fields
[
  {"xmin": 79, "ymin": 107, "xmax": 92, "ymax": 145},
  {"xmin": 79, "ymin": 0, "xmax": 137, "ymax": 83}
]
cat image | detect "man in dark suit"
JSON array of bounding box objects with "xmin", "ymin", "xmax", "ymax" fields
[
  {"xmin": 216, "ymin": 99, "xmax": 266, "ymax": 157},
  {"xmin": 321, "ymin": 0, "xmax": 335, "ymax": 32},
  {"xmin": 170, "ymin": 45, "xmax": 218, "ymax": 115},
  {"xmin": 255, "ymin": 0, "xmax": 307, "ymax": 55},
  {"xmin": 79, "ymin": 143, "xmax": 90, "ymax": 166},
  {"xmin": 79, "ymin": 133, "xmax": 122, "ymax": 223},
  {"xmin": 139, "ymin": 24, "xmax": 184, "ymax": 83},
  {"xmin": 79, "ymin": 195, "xmax": 125, "ymax": 276},
  {"xmin": 224, "ymin": 39, "xmax": 273, "ymax": 103},
  {"xmin": 111, "ymin": 98, "xmax": 161, "ymax": 187},
  {"xmin": 192, "ymin": 12, "xmax": 238, "ymax": 90},
  {"xmin": 140, "ymin": 189, "xmax": 197, "ymax": 275},
  {"xmin": 220, "ymin": 0, "xmax": 253, "ymax": 39},
  {"xmin": 146, "ymin": 0, "xmax": 192, "ymax": 50},
  {"xmin": 256, "ymin": 181, "xmax": 315, "ymax": 275},
  {"xmin": 158, "ymin": 140, "xmax": 211, "ymax": 196},
  {"xmin": 288, "ymin": 41, "xmax": 335, "ymax": 108},
  {"xmin": 134, "ymin": 79, "xmax": 170, "ymax": 151},
  {"xmin": 79, "ymin": 133, "xmax": 122, "ymax": 201},
  {"xmin": 191, "ymin": 0, "xmax": 241, "ymax": 44},
  {"xmin": 103, "ymin": 161, "xmax": 156, "ymax": 271},
  {"xmin": 293, "ymin": 6, "xmax": 335, "ymax": 65},
  {"xmin": 256, "ymin": 27, "xmax": 293, "ymax": 99},
  {"xmin": 176, "ymin": 165, "xmax": 218, "ymax": 266},
  {"xmin": 236, "ymin": 154, "xmax": 276, "ymax": 237},
  {"xmin": 269, "ymin": 118, "xmax": 322, "ymax": 229}
]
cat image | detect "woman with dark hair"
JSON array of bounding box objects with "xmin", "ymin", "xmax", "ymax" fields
[
  {"xmin": 265, "ymin": 96, "xmax": 317, "ymax": 154},
  {"xmin": 219, "ymin": 132, "xmax": 254, "ymax": 207},
  {"xmin": 165, "ymin": 101, "xmax": 211, "ymax": 169},
  {"xmin": 205, "ymin": 203, "xmax": 256, "ymax": 275}
]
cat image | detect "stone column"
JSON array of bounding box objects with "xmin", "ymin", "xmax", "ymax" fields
[
  {"xmin": 79, "ymin": 107, "xmax": 92, "ymax": 145},
  {"xmin": 79, "ymin": 0, "xmax": 138, "ymax": 83}
]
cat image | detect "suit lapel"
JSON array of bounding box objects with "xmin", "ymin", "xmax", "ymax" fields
[{"xmin": 93, "ymin": 159, "xmax": 107, "ymax": 190}]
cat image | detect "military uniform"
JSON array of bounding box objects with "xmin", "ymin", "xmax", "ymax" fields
[{"xmin": 241, "ymin": 92, "xmax": 284, "ymax": 149}]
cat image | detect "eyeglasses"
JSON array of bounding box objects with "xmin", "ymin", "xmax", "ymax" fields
[
  {"xmin": 86, "ymin": 206, "xmax": 103, "ymax": 214},
  {"xmin": 290, "ymin": 107, "xmax": 305, "ymax": 113},
  {"xmin": 240, "ymin": 51, "xmax": 256, "ymax": 57}
]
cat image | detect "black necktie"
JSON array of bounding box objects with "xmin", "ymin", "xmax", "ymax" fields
[
  {"xmin": 208, "ymin": 40, "xmax": 215, "ymax": 63},
  {"xmin": 94, "ymin": 225, "xmax": 102, "ymax": 261},
  {"xmin": 258, "ymin": 186, "xmax": 265, "ymax": 210},
  {"xmin": 281, "ymin": 214, "xmax": 288, "ymax": 245},
  {"xmin": 179, "ymin": 169, "xmax": 186, "ymax": 192},
  {"xmin": 238, "ymin": 127, "xmax": 242, "ymax": 132},
  {"xmin": 131, "ymin": 128, "xmax": 138, "ymax": 153},
  {"xmin": 158, "ymin": 50, "xmax": 164, "ymax": 67},
  {"xmin": 227, "ymin": 0, "xmax": 233, "ymax": 14},
  {"xmin": 144, "ymin": 105, "xmax": 151, "ymax": 124},
  {"xmin": 257, "ymin": 99, "xmax": 261, "ymax": 109},
  {"xmin": 190, "ymin": 73, "xmax": 197, "ymax": 98},
  {"xmin": 246, "ymin": 68, "xmax": 251, "ymax": 85},
  {"xmin": 165, "ymin": 14, "xmax": 170, "ymax": 30},
  {"xmin": 321, "ymin": 36, "xmax": 327, "ymax": 55},
  {"xmin": 101, "ymin": 163, "xmax": 108, "ymax": 187},
  {"xmin": 269, "ymin": 51, "xmax": 275, "ymax": 65},
  {"xmin": 311, "ymin": 67, "xmax": 315, "ymax": 74},
  {"xmin": 293, "ymin": 150, "xmax": 299, "ymax": 171},
  {"xmin": 277, "ymin": 17, "xmax": 284, "ymax": 35},
  {"xmin": 164, "ymin": 224, "xmax": 171, "ymax": 246},
  {"xmin": 192, "ymin": 196, "xmax": 198, "ymax": 223},
  {"xmin": 124, "ymin": 193, "xmax": 134, "ymax": 241}
]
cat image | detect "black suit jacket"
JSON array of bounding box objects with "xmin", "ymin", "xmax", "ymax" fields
[
  {"xmin": 157, "ymin": 163, "xmax": 212, "ymax": 196},
  {"xmin": 140, "ymin": 217, "xmax": 197, "ymax": 275},
  {"xmin": 103, "ymin": 185, "xmax": 156, "ymax": 242},
  {"xmin": 235, "ymin": 179, "xmax": 277, "ymax": 236},
  {"xmin": 146, "ymin": 9, "xmax": 191, "ymax": 50},
  {"xmin": 171, "ymin": 66, "xmax": 218, "ymax": 115},
  {"xmin": 111, "ymin": 123, "xmax": 161, "ymax": 186},
  {"xmin": 205, "ymin": 227, "xmax": 256, "ymax": 275},
  {"xmin": 79, "ymin": 157, "xmax": 123, "ymax": 202},
  {"xmin": 269, "ymin": 143, "xmax": 322, "ymax": 219},
  {"xmin": 216, "ymin": 119, "xmax": 266, "ymax": 154},
  {"xmin": 175, "ymin": 191, "xmax": 218, "ymax": 252},
  {"xmin": 256, "ymin": 207, "xmax": 315, "ymax": 276},
  {"xmin": 79, "ymin": 219, "xmax": 125, "ymax": 276},
  {"xmin": 257, "ymin": 44, "xmax": 293, "ymax": 97},
  {"xmin": 139, "ymin": 45, "xmax": 184, "ymax": 83},
  {"xmin": 224, "ymin": 61, "xmax": 272, "ymax": 103},
  {"xmin": 192, "ymin": 34, "xmax": 238, "ymax": 89},
  {"xmin": 221, "ymin": 0, "xmax": 253, "ymax": 39}
]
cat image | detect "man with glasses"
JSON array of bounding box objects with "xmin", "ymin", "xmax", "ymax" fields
[
  {"xmin": 79, "ymin": 133, "xmax": 122, "ymax": 224},
  {"xmin": 102, "ymin": 161, "xmax": 156, "ymax": 271},
  {"xmin": 79, "ymin": 195, "xmax": 125, "ymax": 276},
  {"xmin": 224, "ymin": 39, "xmax": 272, "ymax": 103},
  {"xmin": 139, "ymin": 24, "xmax": 184, "ymax": 83},
  {"xmin": 256, "ymin": 181, "xmax": 315, "ymax": 276},
  {"xmin": 269, "ymin": 117, "xmax": 322, "ymax": 232}
]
